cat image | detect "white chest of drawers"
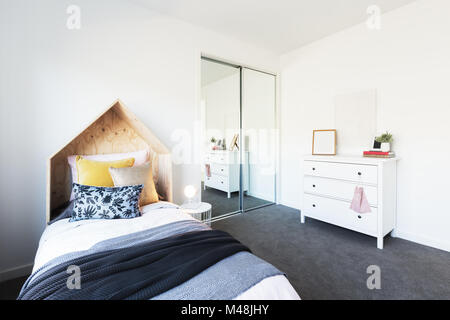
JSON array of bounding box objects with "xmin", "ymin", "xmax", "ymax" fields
[
  {"xmin": 301, "ymin": 156, "xmax": 398, "ymax": 249},
  {"xmin": 204, "ymin": 151, "xmax": 249, "ymax": 198}
]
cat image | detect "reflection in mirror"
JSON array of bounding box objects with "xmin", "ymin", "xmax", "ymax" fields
[
  {"xmin": 200, "ymin": 58, "xmax": 241, "ymax": 219},
  {"xmin": 200, "ymin": 59, "xmax": 277, "ymax": 219}
]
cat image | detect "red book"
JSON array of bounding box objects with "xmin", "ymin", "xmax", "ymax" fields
[{"xmin": 363, "ymin": 151, "xmax": 390, "ymax": 155}]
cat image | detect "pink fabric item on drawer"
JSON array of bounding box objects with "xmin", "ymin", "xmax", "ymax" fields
[
  {"xmin": 349, "ymin": 187, "xmax": 372, "ymax": 214},
  {"xmin": 68, "ymin": 149, "xmax": 150, "ymax": 199}
]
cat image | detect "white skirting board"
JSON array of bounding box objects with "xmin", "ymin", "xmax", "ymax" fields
[
  {"xmin": 0, "ymin": 263, "xmax": 33, "ymax": 283},
  {"xmin": 391, "ymin": 230, "xmax": 450, "ymax": 253}
]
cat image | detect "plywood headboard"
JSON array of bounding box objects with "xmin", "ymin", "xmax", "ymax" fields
[{"xmin": 46, "ymin": 100, "xmax": 173, "ymax": 222}]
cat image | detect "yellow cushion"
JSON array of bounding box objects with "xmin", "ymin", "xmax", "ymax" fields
[{"xmin": 75, "ymin": 156, "xmax": 135, "ymax": 187}]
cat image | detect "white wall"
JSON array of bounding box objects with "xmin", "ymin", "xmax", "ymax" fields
[
  {"xmin": 0, "ymin": 0, "xmax": 278, "ymax": 280},
  {"xmin": 280, "ymin": 0, "xmax": 450, "ymax": 251},
  {"xmin": 202, "ymin": 72, "xmax": 240, "ymax": 147}
]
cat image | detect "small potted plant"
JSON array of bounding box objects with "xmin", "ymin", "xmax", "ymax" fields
[
  {"xmin": 210, "ymin": 137, "xmax": 217, "ymax": 150},
  {"xmin": 375, "ymin": 132, "xmax": 393, "ymax": 152}
]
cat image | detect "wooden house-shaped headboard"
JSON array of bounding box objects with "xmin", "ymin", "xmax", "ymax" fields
[{"xmin": 46, "ymin": 100, "xmax": 172, "ymax": 222}]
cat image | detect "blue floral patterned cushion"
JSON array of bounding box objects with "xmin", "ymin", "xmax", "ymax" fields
[{"xmin": 70, "ymin": 183, "xmax": 144, "ymax": 222}]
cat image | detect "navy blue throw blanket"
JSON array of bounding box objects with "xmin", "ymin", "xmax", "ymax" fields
[{"xmin": 18, "ymin": 230, "xmax": 250, "ymax": 300}]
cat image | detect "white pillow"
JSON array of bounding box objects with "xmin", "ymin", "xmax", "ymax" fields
[
  {"xmin": 141, "ymin": 201, "xmax": 180, "ymax": 214},
  {"xmin": 68, "ymin": 149, "xmax": 150, "ymax": 199}
]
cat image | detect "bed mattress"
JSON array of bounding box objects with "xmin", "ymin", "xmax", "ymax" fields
[{"xmin": 31, "ymin": 203, "xmax": 300, "ymax": 300}]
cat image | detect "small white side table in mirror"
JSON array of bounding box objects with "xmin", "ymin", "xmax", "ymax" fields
[{"xmin": 180, "ymin": 202, "xmax": 212, "ymax": 226}]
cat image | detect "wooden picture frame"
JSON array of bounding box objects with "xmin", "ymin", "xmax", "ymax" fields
[
  {"xmin": 229, "ymin": 134, "xmax": 239, "ymax": 151},
  {"xmin": 312, "ymin": 129, "xmax": 337, "ymax": 155}
]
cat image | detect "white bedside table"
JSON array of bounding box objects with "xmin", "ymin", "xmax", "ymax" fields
[{"xmin": 180, "ymin": 202, "xmax": 212, "ymax": 226}]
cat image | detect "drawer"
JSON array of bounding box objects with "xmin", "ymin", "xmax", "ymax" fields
[
  {"xmin": 205, "ymin": 174, "xmax": 229, "ymax": 191},
  {"xmin": 304, "ymin": 176, "xmax": 378, "ymax": 206},
  {"xmin": 304, "ymin": 161, "xmax": 378, "ymax": 185},
  {"xmin": 303, "ymin": 194, "xmax": 378, "ymax": 236},
  {"xmin": 210, "ymin": 153, "xmax": 230, "ymax": 164},
  {"xmin": 209, "ymin": 152, "xmax": 240, "ymax": 165},
  {"xmin": 210, "ymin": 163, "xmax": 229, "ymax": 176}
]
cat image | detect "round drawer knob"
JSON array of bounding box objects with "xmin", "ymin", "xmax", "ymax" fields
[
  {"xmin": 312, "ymin": 168, "xmax": 316, "ymax": 171},
  {"xmin": 312, "ymin": 184, "xmax": 316, "ymax": 188},
  {"xmin": 312, "ymin": 204, "xmax": 316, "ymax": 208},
  {"xmin": 358, "ymin": 172, "xmax": 362, "ymax": 176},
  {"xmin": 358, "ymin": 215, "xmax": 362, "ymax": 219}
]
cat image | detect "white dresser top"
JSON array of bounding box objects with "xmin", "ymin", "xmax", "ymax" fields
[
  {"xmin": 304, "ymin": 155, "xmax": 399, "ymax": 165},
  {"xmin": 208, "ymin": 150, "xmax": 248, "ymax": 154}
]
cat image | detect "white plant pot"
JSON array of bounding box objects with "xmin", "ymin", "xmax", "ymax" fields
[{"xmin": 381, "ymin": 142, "xmax": 390, "ymax": 152}]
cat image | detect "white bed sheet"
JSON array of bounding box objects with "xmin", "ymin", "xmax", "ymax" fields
[{"xmin": 34, "ymin": 203, "xmax": 300, "ymax": 300}]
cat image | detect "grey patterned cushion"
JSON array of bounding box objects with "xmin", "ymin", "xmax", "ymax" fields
[{"xmin": 70, "ymin": 183, "xmax": 143, "ymax": 222}]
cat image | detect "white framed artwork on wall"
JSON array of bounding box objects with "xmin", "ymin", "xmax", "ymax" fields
[{"xmin": 334, "ymin": 89, "xmax": 377, "ymax": 154}]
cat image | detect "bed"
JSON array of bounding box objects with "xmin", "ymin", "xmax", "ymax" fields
[
  {"xmin": 21, "ymin": 100, "xmax": 300, "ymax": 300},
  {"xmin": 22, "ymin": 203, "xmax": 300, "ymax": 300}
]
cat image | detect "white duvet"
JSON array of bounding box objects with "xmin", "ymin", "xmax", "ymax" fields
[{"xmin": 34, "ymin": 203, "xmax": 300, "ymax": 300}]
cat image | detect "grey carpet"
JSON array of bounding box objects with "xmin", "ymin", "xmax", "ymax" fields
[
  {"xmin": 212, "ymin": 205, "xmax": 450, "ymax": 300},
  {"xmin": 0, "ymin": 275, "xmax": 27, "ymax": 300},
  {"xmin": 202, "ymin": 184, "xmax": 272, "ymax": 218}
]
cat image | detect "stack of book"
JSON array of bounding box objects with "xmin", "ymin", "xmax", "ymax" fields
[{"xmin": 363, "ymin": 151, "xmax": 396, "ymax": 158}]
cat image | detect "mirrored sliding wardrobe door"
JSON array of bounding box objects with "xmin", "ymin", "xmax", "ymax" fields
[
  {"xmin": 241, "ymin": 68, "xmax": 276, "ymax": 211},
  {"xmin": 200, "ymin": 58, "xmax": 241, "ymax": 219}
]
